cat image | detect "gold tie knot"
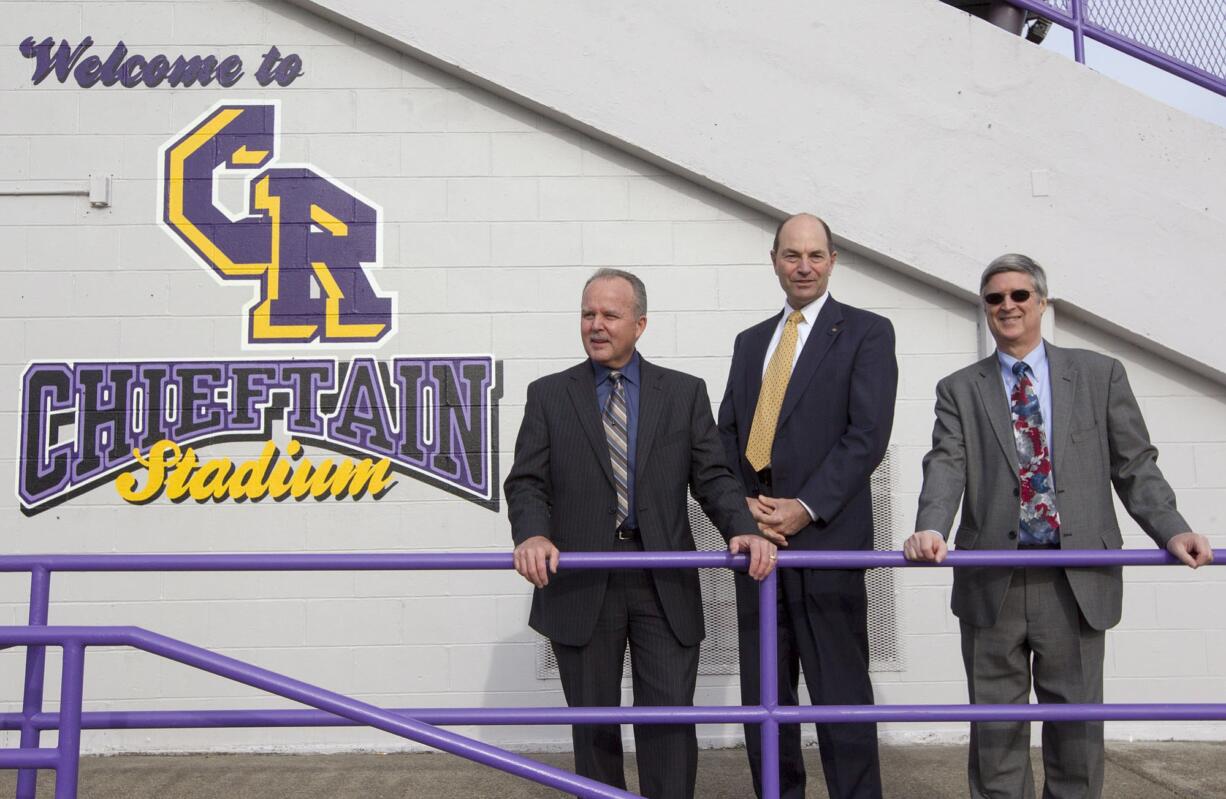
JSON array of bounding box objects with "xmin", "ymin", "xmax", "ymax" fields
[{"xmin": 787, "ymin": 310, "xmax": 804, "ymax": 326}]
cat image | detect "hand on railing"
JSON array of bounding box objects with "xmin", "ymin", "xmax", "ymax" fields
[
  {"xmin": 513, "ymin": 535, "xmax": 560, "ymax": 587},
  {"xmin": 728, "ymin": 535, "xmax": 777, "ymax": 580},
  {"xmin": 901, "ymin": 531, "xmax": 947, "ymax": 563},
  {"xmin": 1167, "ymin": 532, "xmax": 1215, "ymax": 569},
  {"xmin": 900, "ymin": 531, "xmax": 1216, "ymax": 569}
]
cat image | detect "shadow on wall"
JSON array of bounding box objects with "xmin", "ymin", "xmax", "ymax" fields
[{"xmin": 478, "ymin": 632, "xmax": 571, "ymax": 752}]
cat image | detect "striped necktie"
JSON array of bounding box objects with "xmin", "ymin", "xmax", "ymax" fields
[
  {"xmin": 746, "ymin": 310, "xmax": 805, "ymax": 472},
  {"xmin": 1010, "ymin": 361, "xmax": 1060, "ymax": 546},
  {"xmin": 603, "ymin": 371, "xmax": 630, "ymax": 528}
]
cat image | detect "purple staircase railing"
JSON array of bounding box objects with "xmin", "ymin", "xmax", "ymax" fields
[
  {"xmin": 1, "ymin": 549, "xmax": 1224, "ymax": 799},
  {"xmin": 1006, "ymin": 0, "xmax": 1226, "ymax": 98}
]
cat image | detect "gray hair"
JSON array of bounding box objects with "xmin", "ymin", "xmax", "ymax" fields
[
  {"xmin": 980, "ymin": 253, "xmax": 1049, "ymax": 298},
  {"xmin": 584, "ymin": 268, "xmax": 648, "ymax": 318}
]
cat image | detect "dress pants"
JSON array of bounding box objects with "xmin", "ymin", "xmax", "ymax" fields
[
  {"xmin": 961, "ymin": 567, "xmax": 1105, "ymax": 799},
  {"xmin": 736, "ymin": 567, "xmax": 883, "ymax": 799},
  {"xmin": 551, "ymin": 538, "xmax": 700, "ymax": 799}
]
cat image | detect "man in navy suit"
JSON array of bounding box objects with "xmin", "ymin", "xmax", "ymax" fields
[{"xmin": 719, "ymin": 214, "xmax": 898, "ymax": 799}]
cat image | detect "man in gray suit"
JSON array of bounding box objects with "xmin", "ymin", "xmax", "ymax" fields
[
  {"xmin": 506, "ymin": 268, "xmax": 775, "ymax": 799},
  {"xmin": 903, "ymin": 254, "xmax": 1213, "ymax": 798}
]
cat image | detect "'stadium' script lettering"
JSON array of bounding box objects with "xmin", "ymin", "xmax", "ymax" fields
[
  {"xmin": 115, "ymin": 439, "xmax": 394, "ymax": 504},
  {"xmin": 18, "ymin": 37, "xmax": 303, "ymax": 88},
  {"xmin": 18, "ymin": 356, "xmax": 496, "ymax": 515}
]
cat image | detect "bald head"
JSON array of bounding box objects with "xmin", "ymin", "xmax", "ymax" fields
[
  {"xmin": 772, "ymin": 214, "xmax": 835, "ymax": 256},
  {"xmin": 770, "ymin": 213, "xmax": 838, "ymax": 310}
]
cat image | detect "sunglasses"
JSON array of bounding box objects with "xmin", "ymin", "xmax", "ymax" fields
[{"xmin": 983, "ymin": 289, "xmax": 1033, "ymax": 306}]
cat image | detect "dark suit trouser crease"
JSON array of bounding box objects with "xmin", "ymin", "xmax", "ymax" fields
[
  {"xmin": 735, "ymin": 567, "xmax": 883, "ymax": 799},
  {"xmin": 551, "ymin": 544, "xmax": 699, "ymax": 799},
  {"xmin": 961, "ymin": 567, "xmax": 1105, "ymax": 799}
]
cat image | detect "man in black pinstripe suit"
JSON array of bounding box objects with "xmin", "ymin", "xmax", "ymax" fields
[{"xmin": 506, "ymin": 268, "xmax": 775, "ymax": 799}]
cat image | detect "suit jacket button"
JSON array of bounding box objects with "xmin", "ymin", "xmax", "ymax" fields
[
  {"xmin": 1012, "ymin": 487, "xmax": 1020, "ymax": 497},
  {"xmin": 1007, "ymin": 531, "xmax": 1017, "ymax": 540}
]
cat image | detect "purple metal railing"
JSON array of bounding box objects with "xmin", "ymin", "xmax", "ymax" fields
[
  {"xmin": 1005, "ymin": 0, "xmax": 1226, "ymax": 97},
  {"xmin": 1, "ymin": 549, "xmax": 1224, "ymax": 799}
]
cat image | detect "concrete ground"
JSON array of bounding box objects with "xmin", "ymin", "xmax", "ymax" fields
[{"xmin": 2, "ymin": 742, "xmax": 1224, "ymax": 798}]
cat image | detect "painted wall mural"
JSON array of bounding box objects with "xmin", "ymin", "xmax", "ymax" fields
[
  {"xmin": 20, "ymin": 37, "xmax": 303, "ymax": 88},
  {"xmin": 161, "ymin": 102, "xmax": 394, "ymax": 345},
  {"xmin": 16, "ymin": 100, "xmax": 498, "ymax": 516}
]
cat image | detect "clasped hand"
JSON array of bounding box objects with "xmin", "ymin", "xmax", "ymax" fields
[{"xmin": 747, "ymin": 495, "xmax": 810, "ymax": 544}]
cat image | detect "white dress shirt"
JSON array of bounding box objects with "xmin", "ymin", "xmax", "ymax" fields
[{"xmin": 760, "ymin": 292, "xmax": 830, "ymax": 378}]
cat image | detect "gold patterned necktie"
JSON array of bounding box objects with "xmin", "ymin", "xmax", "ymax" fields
[{"xmin": 746, "ymin": 310, "xmax": 805, "ymax": 471}]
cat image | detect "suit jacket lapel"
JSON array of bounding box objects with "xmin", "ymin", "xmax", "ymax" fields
[
  {"xmin": 1046, "ymin": 342, "xmax": 1076, "ymax": 466},
  {"xmin": 634, "ymin": 358, "xmax": 664, "ymax": 480},
  {"xmin": 742, "ymin": 313, "xmax": 777, "ymax": 415},
  {"xmin": 778, "ymin": 297, "xmax": 844, "ymax": 427},
  {"xmin": 973, "ymin": 354, "xmax": 1019, "ymax": 474},
  {"xmin": 566, "ymin": 363, "xmax": 616, "ymax": 488}
]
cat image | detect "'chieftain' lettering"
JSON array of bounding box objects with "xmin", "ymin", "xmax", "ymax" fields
[{"xmin": 18, "ymin": 357, "xmax": 496, "ymax": 515}]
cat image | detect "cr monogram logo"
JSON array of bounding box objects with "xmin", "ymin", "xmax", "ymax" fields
[{"xmin": 160, "ymin": 102, "xmax": 394, "ymax": 345}]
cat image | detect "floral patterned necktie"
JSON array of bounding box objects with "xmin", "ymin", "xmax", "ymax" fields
[{"xmin": 1010, "ymin": 361, "xmax": 1060, "ymax": 546}]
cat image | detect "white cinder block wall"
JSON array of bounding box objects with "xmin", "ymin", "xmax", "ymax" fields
[{"xmin": 0, "ymin": 0, "xmax": 1221, "ymax": 754}]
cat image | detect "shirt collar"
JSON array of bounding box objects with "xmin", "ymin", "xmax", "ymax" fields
[
  {"xmin": 783, "ymin": 291, "xmax": 830, "ymax": 327},
  {"xmin": 997, "ymin": 341, "xmax": 1047, "ymax": 375},
  {"xmin": 592, "ymin": 351, "xmax": 641, "ymax": 386}
]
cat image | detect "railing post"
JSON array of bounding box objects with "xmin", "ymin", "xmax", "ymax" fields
[
  {"xmin": 1071, "ymin": 0, "xmax": 1086, "ymax": 63},
  {"xmin": 758, "ymin": 569, "xmax": 779, "ymax": 799},
  {"xmin": 54, "ymin": 642, "xmax": 85, "ymax": 799},
  {"xmin": 17, "ymin": 566, "xmax": 51, "ymax": 799}
]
